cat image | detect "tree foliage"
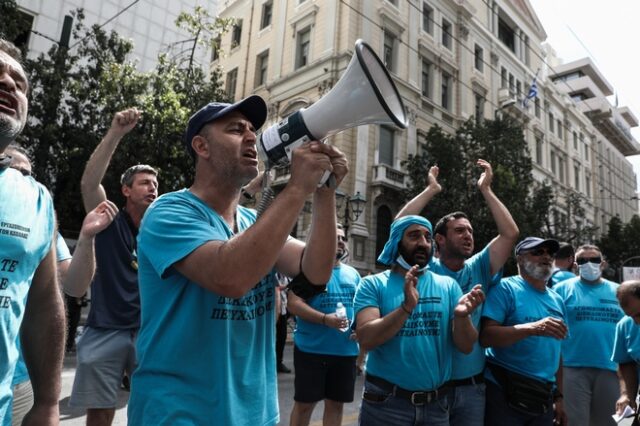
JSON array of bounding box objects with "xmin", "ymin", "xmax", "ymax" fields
[
  {"xmin": 403, "ymin": 117, "xmax": 553, "ymax": 274},
  {"xmin": 1, "ymin": 8, "xmax": 231, "ymax": 236},
  {"xmin": 598, "ymin": 215, "xmax": 640, "ymax": 280}
]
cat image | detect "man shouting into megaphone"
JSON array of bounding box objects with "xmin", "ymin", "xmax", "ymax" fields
[{"xmin": 127, "ymin": 95, "xmax": 349, "ymax": 426}]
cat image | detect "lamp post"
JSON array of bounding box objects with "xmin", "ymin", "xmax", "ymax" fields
[{"xmin": 335, "ymin": 190, "xmax": 366, "ymax": 235}]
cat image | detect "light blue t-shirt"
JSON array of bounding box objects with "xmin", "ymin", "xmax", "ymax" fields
[
  {"xmin": 12, "ymin": 233, "xmax": 72, "ymax": 388},
  {"xmin": 0, "ymin": 169, "xmax": 55, "ymax": 424},
  {"xmin": 483, "ymin": 275, "xmax": 567, "ymax": 383},
  {"xmin": 612, "ymin": 316, "xmax": 640, "ymax": 365},
  {"xmin": 128, "ymin": 189, "xmax": 279, "ymax": 426},
  {"xmin": 294, "ymin": 263, "xmax": 360, "ymax": 356},
  {"xmin": 554, "ymin": 277, "xmax": 622, "ymax": 371},
  {"xmin": 549, "ymin": 270, "xmax": 576, "ymax": 287},
  {"xmin": 429, "ymin": 246, "xmax": 491, "ymax": 379},
  {"xmin": 354, "ymin": 269, "xmax": 462, "ymax": 390}
]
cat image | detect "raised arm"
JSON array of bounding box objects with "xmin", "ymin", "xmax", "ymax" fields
[
  {"xmin": 396, "ymin": 166, "xmax": 441, "ymax": 219},
  {"xmin": 356, "ymin": 266, "xmax": 419, "ymax": 351},
  {"xmin": 63, "ymin": 201, "xmax": 118, "ymax": 297},
  {"xmin": 80, "ymin": 108, "xmax": 141, "ymax": 212},
  {"xmin": 174, "ymin": 143, "xmax": 346, "ymax": 298},
  {"xmin": 451, "ymin": 284, "xmax": 485, "ymax": 354},
  {"xmin": 475, "ymin": 159, "xmax": 519, "ymax": 275},
  {"xmin": 20, "ymin": 238, "xmax": 65, "ymax": 426}
]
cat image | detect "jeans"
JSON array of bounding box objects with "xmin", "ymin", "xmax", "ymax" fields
[
  {"xmin": 358, "ymin": 380, "xmax": 451, "ymax": 426},
  {"xmin": 485, "ymin": 380, "xmax": 554, "ymax": 426},
  {"xmin": 449, "ymin": 382, "xmax": 486, "ymax": 426}
]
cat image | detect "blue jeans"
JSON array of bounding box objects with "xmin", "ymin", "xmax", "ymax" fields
[
  {"xmin": 449, "ymin": 382, "xmax": 486, "ymax": 426},
  {"xmin": 485, "ymin": 380, "xmax": 554, "ymax": 426},
  {"xmin": 358, "ymin": 380, "xmax": 451, "ymax": 426}
]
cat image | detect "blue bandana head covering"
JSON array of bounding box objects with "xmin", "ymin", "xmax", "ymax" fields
[{"xmin": 377, "ymin": 215, "xmax": 433, "ymax": 266}]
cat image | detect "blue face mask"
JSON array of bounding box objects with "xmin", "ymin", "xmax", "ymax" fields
[
  {"xmin": 579, "ymin": 262, "xmax": 601, "ymax": 281},
  {"xmin": 396, "ymin": 255, "xmax": 428, "ymax": 273}
]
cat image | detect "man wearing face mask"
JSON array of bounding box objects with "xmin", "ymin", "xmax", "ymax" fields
[
  {"xmin": 480, "ymin": 237, "xmax": 568, "ymax": 426},
  {"xmin": 553, "ymin": 245, "xmax": 622, "ymax": 426}
]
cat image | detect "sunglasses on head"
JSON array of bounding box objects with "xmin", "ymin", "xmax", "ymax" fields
[
  {"xmin": 576, "ymin": 256, "xmax": 602, "ymax": 265},
  {"xmin": 525, "ymin": 248, "xmax": 553, "ymax": 257}
]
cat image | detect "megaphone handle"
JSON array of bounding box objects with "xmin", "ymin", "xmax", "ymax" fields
[{"xmin": 318, "ymin": 170, "xmax": 337, "ymax": 189}]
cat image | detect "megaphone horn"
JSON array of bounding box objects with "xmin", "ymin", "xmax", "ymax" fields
[{"xmin": 258, "ymin": 39, "xmax": 408, "ymax": 185}]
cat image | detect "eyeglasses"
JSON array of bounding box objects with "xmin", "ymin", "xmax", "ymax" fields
[
  {"xmin": 576, "ymin": 257, "xmax": 602, "ymax": 265},
  {"xmin": 524, "ymin": 248, "xmax": 553, "ymax": 257}
]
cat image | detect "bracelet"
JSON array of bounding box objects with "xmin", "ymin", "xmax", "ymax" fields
[
  {"xmin": 322, "ymin": 313, "xmax": 327, "ymax": 325},
  {"xmin": 400, "ymin": 303, "xmax": 412, "ymax": 315}
]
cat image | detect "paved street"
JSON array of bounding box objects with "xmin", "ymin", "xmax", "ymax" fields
[{"xmin": 59, "ymin": 341, "xmax": 364, "ymax": 425}]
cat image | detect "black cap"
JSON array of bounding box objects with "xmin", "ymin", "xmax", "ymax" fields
[
  {"xmin": 184, "ymin": 95, "xmax": 267, "ymax": 158},
  {"xmin": 514, "ymin": 237, "xmax": 560, "ymax": 255}
]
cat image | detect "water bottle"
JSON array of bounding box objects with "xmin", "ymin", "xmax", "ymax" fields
[{"xmin": 335, "ymin": 302, "xmax": 349, "ymax": 332}]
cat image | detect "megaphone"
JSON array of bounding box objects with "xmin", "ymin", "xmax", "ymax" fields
[{"xmin": 258, "ymin": 39, "xmax": 408, "ymax": 186}]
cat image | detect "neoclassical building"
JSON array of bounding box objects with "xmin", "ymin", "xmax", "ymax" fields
[{"xmin": 215, "ymin": 0, "xmax": 639, "ymax": 273}]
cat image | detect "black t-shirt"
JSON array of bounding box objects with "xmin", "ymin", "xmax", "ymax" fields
[{"xmin": 86, "ymin": 209, "xmax": 140, "ymax": 329}]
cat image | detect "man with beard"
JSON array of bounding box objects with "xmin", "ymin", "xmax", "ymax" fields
[
  {"xmin": 0, "ymin": 38, "xmax": 65, "ymax": 425},
  {"xmin": 354, "ymin": 215, "xmax": 485, "ymax": 425},
  {"xmin": 287, "ymin": 224, "xmax": 361, "ymax": 426},
  {"xmin": 480, "ymin": 237, "xmax": 568, "ymax": 426},
  {"xmin": 396, "ymin": 160, "xmax": 519, "ymax": 426}
]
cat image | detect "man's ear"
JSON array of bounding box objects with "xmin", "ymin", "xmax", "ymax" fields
[
  {"xmin": 122, "ymin": 184, "xmax": 130, "ymax": 198},
  {"xmin": 192, "ymin": 135, "xmax": 210, "ymax": 159}
]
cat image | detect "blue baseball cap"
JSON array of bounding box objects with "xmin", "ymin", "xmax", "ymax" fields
[
  {"xmin": 515, "ymin": 237, "xmax": 560, "ymax": 255},
  {"xmin": 184, "ymin": 95, "xmax": 268, "ymax": 158}
]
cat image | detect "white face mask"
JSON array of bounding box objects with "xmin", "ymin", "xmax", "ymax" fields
[
  {"xmin": 396, "ymin": 255, "xmax": 428, "ymax": 273},
  {"xmin": 579, "ymin": 262, "xmax": 602, "ymax": 281}
]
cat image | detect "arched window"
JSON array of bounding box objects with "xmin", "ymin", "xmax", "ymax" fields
[{"xmin": 375, "ymin": 206, "xmax": 393, "ymax": 263}]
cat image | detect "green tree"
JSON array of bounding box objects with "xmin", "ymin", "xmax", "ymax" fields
[
  {"xmin": 541, "ymin": 191, "xmax": 599, "ymax": 245},
  {"xmin": 4, "ymin": 8, "xmax": 231, "ymax": 236},
  {"xmin": 599, "ymin": 215, "xmax": 640, "ymax": 280},
  {"xmin": 403, "ymin": 116, "xmax": 553, "ymax": 275},
  {"xmin": 0, "ymin": 0, "xmax": 31, "ymax": 47}
]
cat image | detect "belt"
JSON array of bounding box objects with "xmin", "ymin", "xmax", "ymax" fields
[
  {"xmin": 447, "ymin": 373, "xmax": 485, "ymax": 387},
  {"xmin": 365, "ymin": 374, "xmax": 449, "ymax": 405}
]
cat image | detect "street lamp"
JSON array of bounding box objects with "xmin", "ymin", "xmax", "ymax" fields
[{"xmin": 335, "ymin": 190, "xmax": 366, "ymax": 234}]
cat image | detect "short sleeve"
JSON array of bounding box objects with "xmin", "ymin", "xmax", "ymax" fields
[
  {"xmin": 612, "ymin": 318, "xmax": 634, "ymax": 364},
  {"xmin": 354, "ymin": 276, "xmax": 380, "ymax": 316},
  {"xmin": 482, "ymin": 282, "xmax": 512, "ymax": 324},
  {"xmin": 55, "ymin": 232, "xmax": 72, "ymax": 262}
]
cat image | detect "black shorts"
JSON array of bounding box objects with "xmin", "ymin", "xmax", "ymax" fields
[{"xmin": 293, "ymin": 345, "xmax": 357, "ymax": 403}]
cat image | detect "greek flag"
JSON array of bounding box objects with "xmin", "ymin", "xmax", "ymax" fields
[{"xmin": 522, "ymin": 76, "xmax": 538, "ymax": 108}]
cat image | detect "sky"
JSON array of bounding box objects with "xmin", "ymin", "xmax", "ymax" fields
[{"xmin": 529, "ymin": 0, "xmax": 640, "ymax": 191}]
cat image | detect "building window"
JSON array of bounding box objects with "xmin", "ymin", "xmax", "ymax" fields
[
  {"xmin": 550, "ymin": 151, "xmax": 556, "ymax": 174},
  {"xmin": 548, "ymin": 113, "xmax": 554, "ymax": 133},
  {"xmin": 379, "ymin": 126, "xmax": 395, "ymax": 166},
  {"xmin": 295, "ymin": 27, "xmax": 311, "ymax": 69},
  {"xmin": 11, "ymin": 11, "xmax": 34, "ymax": 52},
  {"xmin": 508, "ymin": 74, "xmax": 514, "ymax": 94},
  {"xmin": 535, "ymin": 97, "xmax": 541, "ymax": 118},
  {"xmin": 535, "ymin": 137, "xmax": 543, "ymax": 165},
  {"xmin": 574, "ymin": 163, "xmax": 580, "ymax": 190},
  {"xmin": 474, "ymin": 44, "xmax": 483, "ymax": 71},
  {"xmin": 255, "ymin": 50, "xmax": 269, "ymax": 87},
  {"xmin": 442, "ymin": 19, "xmax": 452, "ymax": 49},
  {"xmin": 383, "ymin": 31, "xmax": 397, "ymax": 72},
  {"xmin": 225, "ymin": 68, "xmax": 238, "ymax": 99},
  {"xmin": 441, "ymin": 72, "xmax": 451, "ymax": 111},
  {"xmin": 584, "ymin": 140, "xmax": 590, "ymax": 161},
  {"xmin": 556, "ymin": 119, "xmax": 562, "ymax": 139},
  {"xmin": 501, "ymin": 67, "xmax": 507, "ymax": 89},
  {"xmin": 558, "ymin": 157, "xmax": 565, "ymax": 184},
  {"xmin": 422, "ymin": 2, "xmax": 433, "ymax": 34},
  {"xmin": 421, "ymin": 59, "xmax": 431, "ymax": 98},
  {"xmin": 474, "ymin": 94, "xmax": 484, "ymax": 124},
  {"xmin": 260, "ymin": 1, "xmax": 273, "ymax": 29},
  {"xmin": 211, "ymin": 35, "xmax": 221, "ymax": 61},
  {"xmin": 386, "ymin": 0, "xmax": 398, "ymax": 5},
  {"xmin": 498, "ymin": 17, "xmax": 515, "ymax": 53},
  {"xmin": 375, "ymin": 206, "xmax": 393, "ymax": 263},
  {"xmin": 516, "ymin": 80, "xmax": 522, "ymax": 99},
  {"xmin": 231, "ymin": 20, "xmax": 243, "ymax": 48},
  {"xmin": 585, "ymin": 174, "xmax": 591, "ymax": 197},
  {"xmin": 573, "ymin": 132, "xmax": 578, "ymax": 150}
]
